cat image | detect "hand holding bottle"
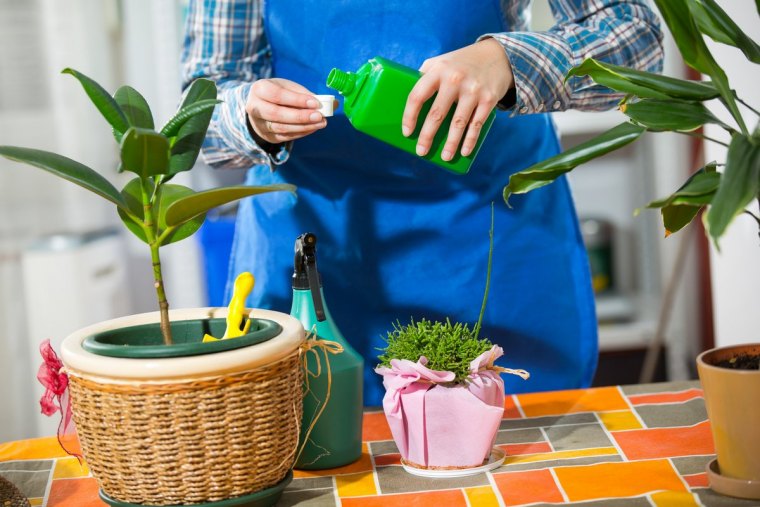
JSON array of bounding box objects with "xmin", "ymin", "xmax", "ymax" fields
[
  {"xmin": 402, "ymin": 39, "xmax": 514, "ymax": 161},
  {"xmin": 246, "ymin": 78, "xmax": 328, "ymax": 144}
]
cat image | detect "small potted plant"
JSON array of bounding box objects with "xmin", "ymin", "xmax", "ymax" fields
[
  {"xmin": 503, "ymin": 0, "xmax": 759, "ymax": 499},
  {"xmin": 375, "ymin": 209, "xmax": 529, "ymax": 475},
  {"xmin": 0, "ymin": 70, "xmax": 304, "ymax": 507}
]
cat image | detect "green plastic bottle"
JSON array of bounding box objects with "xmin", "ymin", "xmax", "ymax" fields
[
  {"xmin": 327, "ymin": 56, "xmax": 496, "ymax": 175},
  {"xmin": 291, "ymin": 233, "xmax": 364, "ymax": 470}
]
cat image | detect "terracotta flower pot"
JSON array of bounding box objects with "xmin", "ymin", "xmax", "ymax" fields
[{"xmin": 697, "ymin": 343, "xmax": 760, "ymax": 500}]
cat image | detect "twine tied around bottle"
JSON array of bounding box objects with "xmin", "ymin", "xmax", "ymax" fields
[
  {"xmin": 477, "ymin": 346, "xmax": 530, "ymax": 380},
  {"xmin": 295, "ymin": 326, "xmax": 345, "ymax": 465}
]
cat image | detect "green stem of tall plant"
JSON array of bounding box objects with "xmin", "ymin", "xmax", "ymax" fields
[
  {"xmin": 682, "ymin": 131, "xmax": 730, "ymax": 148},
  {"xmin": 736, "ymin": 97, "xmax": 760, "ymax": 118},
  {"xmin": 141, "ymin": 181, "xmax": 173, "ymax": 345},
  {"xmin": 474, "ymin": 203, "xmax": 495, "ymax": 340}
]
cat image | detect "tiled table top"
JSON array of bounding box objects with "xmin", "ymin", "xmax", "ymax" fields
[{"xmin": 1, "ymin": 380, "xmax": 755, "ymax": 506}]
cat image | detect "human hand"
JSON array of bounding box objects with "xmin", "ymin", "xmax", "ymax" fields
[
  {"xmin": 246, "ymin": 78, "xmax": 327, "ymax": 144},
  {"xmin": 402, "ymin": 39, "xmax": 514, "ymax": 161}
]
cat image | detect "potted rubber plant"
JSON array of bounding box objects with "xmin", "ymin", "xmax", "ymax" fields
[
  {"xmin": 503, "ymin": 0, "xmax": 759, "ymax": 499},
  {"xmin": 375, "ymin": 209, "xmax": 529, "ymax": 476},
  {"xmin": 0, "ymin": 70, "xmax": 305, "ymax": 507}
]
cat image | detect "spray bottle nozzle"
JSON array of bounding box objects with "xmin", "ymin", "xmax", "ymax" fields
[{"xmin": 293, "ymin": 232, "xmax": 326, "ymax": 321}]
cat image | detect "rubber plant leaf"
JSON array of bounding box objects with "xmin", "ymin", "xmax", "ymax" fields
[
  {"xmin": 169, "ymin": 78, "xmax": 217, "ymax": 175},
  {"xmin": 114, "ymin": 85, "xmax": 154, "ymax": 131},
  {"xmin": 687, "ymin": 0, "xmax": 760, "ymax": 64},
  {"xmin": 567, "ymin": 59, "xmax": 719, "ymax": 101},
  {"xmin": 164, "ymin": 184, "xmax": 296, "ymax": 227},
  {"xmin": 161, "ymin": 99, "xmax": 221, "ymax": 138},
  {"xmin": 62, "ymin": 68, "xmax": 129, "ymax": 142},
  {"xmin": 0, "ymin": 146, "xmax": 128, "ymax": 212},
  {"xmin": 117, "ymin": 177, "xmax": 149, "ymax": 243},
  {"xmin": 652, "ymin": 0, "xmax": 747, "ymax": 134},
  {"xmin": 706, "ymin": 134, "xmax": 760, "ymax": 245},
  {"xmin": 503, "ymin": 122, "xmax": 646, "ymax": 203},
  {"xmin": 155, "ymin": 184, "xmax": 206, "ymax": 245},
  {"xmin": 120, "ymin": 127, "xmax": 171, "ymax": 179},
  {"xmin": 621, "ymin": 99, "xmax": 729, "ymax": 132}
]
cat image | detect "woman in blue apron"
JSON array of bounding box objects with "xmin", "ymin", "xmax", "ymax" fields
[{"xmin": 182, "ymin": 0, "xmax": 663, "ymax": 406}]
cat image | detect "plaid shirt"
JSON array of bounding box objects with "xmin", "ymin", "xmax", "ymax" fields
[{"xmin": 181, "ymin": 0, "xmax": 663, "ymax": 169}]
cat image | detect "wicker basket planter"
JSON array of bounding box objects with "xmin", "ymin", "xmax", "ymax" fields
[{"xmin": 60, "ymin": 307, "xmax": 305, "ymax": 507}]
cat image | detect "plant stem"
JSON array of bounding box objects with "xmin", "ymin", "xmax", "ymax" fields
[
  {"xmin": 737, "ymin": 97, "xmax": 760, "ymax": 117},
  {"xmin": 141, "ymin": 180, "xmax": 173, "ymax": 345},
  {"xmin": 682, "ymin": 131, "xmax": 730, "ymax": 148},
  {"xmin": 475, "ymin": 203, "xmax": 495, "ymax": 340}
]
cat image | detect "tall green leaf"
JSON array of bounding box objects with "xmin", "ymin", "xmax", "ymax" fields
[
  {"xmin": 114, "ymin": 85, "xmax": 154, "ymax": 130},
  {"xmin": 687, "ymin": 0, "xmax": 760, "ymax": 64},
  {"xmin": 652, "ymin": 0, "xmax": 747, "ymax": 134},
  {"xmin": 161, "ymin": 99, "xmax": 221, "ymax": 138},
  {"xmin": 568, "ymin": 59, "xmax": 719, "ymax": 101},
  {"xmin": 120, "ymin": 127, "xmax": 170, "ymax": 179},
  {"xmin": 0, "ymin": 146, "xmax": 128, "ymax": 211},
  {"xmin": 165, "ymin": 184, "xmax": 296, "ymax": 227},
  {"xmin": 706, "ymin": 134, "xmax": 760, "ymax": 243},
  {"xmin": 646, "ymin": 165, "xmax": 720, "ymax": 235},
  {"xmin": 503, "ymin": 123, "xmax": 646, "ymax": 202},
  {"xmin": 622, "ymin": 99, "xmax": 729, "ymax": 132},
  {"xmin": 156, "ymin": 184, "xmax": 206, "ymax": 245},
  {"xmin": 62, "ymin": 68, "xmax": 129, "ymax": 139},
  {"xmin": 169, "ymin": 78, "xmax": 217, "ymax": 175}
]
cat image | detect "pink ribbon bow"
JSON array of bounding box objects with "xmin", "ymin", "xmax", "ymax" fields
[{"xmin": 37, "ymin": 339, "xmax": 81, "ymax": 460}]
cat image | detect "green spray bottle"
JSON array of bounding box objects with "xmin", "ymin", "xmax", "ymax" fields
[
  {"xmin": 291, "ymin": 233, "xmax": 364, "ymax": 469},
  {"xmin": 327, "ymin": 56, "xmax": 496, "ymax": 175}
]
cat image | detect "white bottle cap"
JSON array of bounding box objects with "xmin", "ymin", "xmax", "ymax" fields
[{"xmin": 313, "ymin": 94, "xmax": 335, "ymax": 117}]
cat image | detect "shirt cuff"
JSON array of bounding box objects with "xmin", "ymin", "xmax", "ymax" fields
[{"xmin": 478, "ymin": 32, "xmax": 573, "ymax": 115}]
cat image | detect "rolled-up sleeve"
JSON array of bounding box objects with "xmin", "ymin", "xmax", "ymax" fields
[
  {"xmin": 481, "ymin": 0, "xmax": 664, "ymax": 114},
  {"xmin": 181, "ymin": 0, "xmax": 288, "ymax": 169}
]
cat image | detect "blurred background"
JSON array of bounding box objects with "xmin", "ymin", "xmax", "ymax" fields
[{"xmin": 0, "ymin": 0, "xmax": 758, "ymax": 442}]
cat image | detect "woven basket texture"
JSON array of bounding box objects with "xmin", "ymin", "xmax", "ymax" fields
[
  {"xmin": 0, "ymin": 476, "xmax": 31, "ymax": 507},
  {"xmin": 67, "ymin": 350, "xmax": 303, "ymax": 505}
]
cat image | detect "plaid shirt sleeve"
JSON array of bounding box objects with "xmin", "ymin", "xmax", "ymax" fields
[
  {"xmin": 180, "ymin": 0, "xmax": 286, "ymax": 170},
  {"xmin": 480, "ymin": 0, "xmax": 664, "ymax": 114}
]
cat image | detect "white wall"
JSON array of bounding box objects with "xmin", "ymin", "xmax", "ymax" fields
[{"xmin": 704, "ymin": 2, "xmax": 760, "ymax": 347}]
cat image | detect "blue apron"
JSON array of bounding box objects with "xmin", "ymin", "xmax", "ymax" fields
[{"xmin": 228, "ymin": 0, "xmax": 598, "ymax": 406}]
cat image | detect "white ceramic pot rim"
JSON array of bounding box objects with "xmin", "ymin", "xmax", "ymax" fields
[{"xmin": 61, "ymin": 307, "xmax": 305, "ymax": 383}]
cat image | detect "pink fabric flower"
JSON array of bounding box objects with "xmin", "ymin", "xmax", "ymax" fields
[{"xmin": 37, "ymin": 339, "xmax": 80, "ymax": 461}]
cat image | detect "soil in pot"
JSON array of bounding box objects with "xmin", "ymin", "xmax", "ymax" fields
[{"xmin": 714, "ymin": 353, "xmax": 760, "ymax": 370}]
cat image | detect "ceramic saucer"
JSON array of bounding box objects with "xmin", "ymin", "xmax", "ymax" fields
[
  {"xmin": 707, "ymin": 458, "xmax": 760, "ymax": 500},
  {"xmin": 402, "ymin": 446, "xmax": 506, "ymax": 478}
]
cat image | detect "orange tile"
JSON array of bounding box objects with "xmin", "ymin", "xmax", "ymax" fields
[
  {"xmin": 613, "ymin": 421, "xmax": 715, "ymax": 460},
  {"xmin": 493, "ymin": 469, "xmax": 564, "ymax": 506},
  {"xmin": 362, "ymin": 412, "xmax": 393, "ymax": 442},
  {"xmin": 336, "ymin": 471, "xmax": 378, "ymax": 497},
  {"xmin": 555, "ymin": 459, "xmax": 688, "ymax": 501},
  {"xmin": 48, "ymin": 478, "xmax": 107, "ymax": 507},
  {"xmin": 499, "ymin": 441, "xmax": 553, "ymax": 456},
  {"xmin": 342, "ymin": 489, "xmax": 467, "ymax": 507},
  {"xmin": 683, "ymin": 473, "xmax": 709, "ymax": 488},
  {"xmin": 598, "ymin": 410, "xmax": 643, "ymax": 431},
  {"xmin": 374, "ymin": 453, "xmax": 401, "ymax": 466},
  {"xmin": 465, "ymin": 485, "xmax": 501, "ymax": 507},
  {"xmin": 503, "ymin": 395, "xmax": 522, "ymax": 419},
  {"xmin": 628, "ymin": 389, "xmax": 703, "ymax": 405},
  {"xmin": 650, "ymin": 490, "xmax": 700, "ymax": 506},
  {"xmin": 516, "ymin": 386, "xmax": 629, "ymax": 417},
  {"xmin": 0, "ymin": 436, "xmax": 78, "ymax": 460},
  {"xmin": 294, "ymin": 443, "xmax": 374, "ymax": 478}
]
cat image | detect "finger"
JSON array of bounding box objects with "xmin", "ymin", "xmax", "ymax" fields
[
  {"xmin": 460, "ymin": 103, "xmax": 492, "ymax": 157},
  {"xmin": 402, "ymin": 73, "xmax": 439, "ymax": 138},
  {"xmin": 259, "ymin": 119, "xmax": 327, "ymax": 136},
  {"xmin": 253, "ymin": 79, "xmax": 319, "ymax": 109},
  {"xmin": 255, "ymin": 101, "xmax": 323, "ymax": 125},
  {"xmin": 415, "ymin": 85, "xmax": 457, "ymax": 157},
  {"xmin": 441, "ymin": 94, "xmax": 477, "ymax": 161},
  {"xmin": 267, "ymin": 126, "xmax": 324, "ymax": 144}
]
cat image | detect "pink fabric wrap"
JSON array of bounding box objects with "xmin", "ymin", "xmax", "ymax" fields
[{"xmin": 375, "ymin": 345, "xmax": 506, "ymax": 468}]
